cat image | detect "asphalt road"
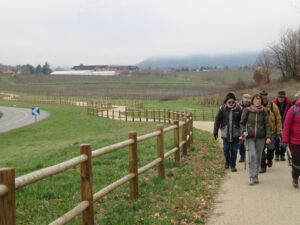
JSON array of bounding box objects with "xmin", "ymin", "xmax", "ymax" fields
[{"xmin": 0, "ymin": 106, "xmax": 50, "ymax": 133}]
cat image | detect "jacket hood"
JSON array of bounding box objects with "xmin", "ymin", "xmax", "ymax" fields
[{"xmin": 273, "ymin": 97, "xmax": 292, "ymax": 105}]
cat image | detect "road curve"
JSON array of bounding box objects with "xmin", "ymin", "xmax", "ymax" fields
[{"xmin": 0, "ymin": 106, "xmax": 50, "ymax": 133}]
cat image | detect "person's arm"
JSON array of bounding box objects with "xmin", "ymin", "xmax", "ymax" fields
[
  {"xmin": 240, "ymin": 110, "xmax": 247, "ymax": 134},
  {"xmin": 264, "ymin": 109, "xmax": 271, "ymax": 139},
  {"xmin": 274, "ymin": 104, "xmax": 282, "ymax": 134},
  {"xmin": 213, "ymin": 108, "xmax": 222, "ymax": 137},
  {"xmin": 282, "ymin": 106, "xmax": 294, "ymax": 143}
]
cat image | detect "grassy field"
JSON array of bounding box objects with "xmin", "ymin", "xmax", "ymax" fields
[
  {"xmin": 0, "ymin": 70, "xmax": 278, "ymax": 99},
  {"xmin": 0, "ymin": 101, "xmax": 224, "ymax": 224}
]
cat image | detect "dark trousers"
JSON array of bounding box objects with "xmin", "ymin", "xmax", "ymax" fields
[
  {"xmin": 275, "ymin": 135, "xmax": 286, "ymax": 157},
  {"xmin": 292, "ymin": 154, "xmax": 300, "ymax": 180},
  {"xmin": 238, "ymin": 139, "xmax": 245, "ymax": 159},
  {"xmin": 261, "ymin": 148, "xmax": 275, "ymax": 168},
  {"xmin": 223, "ymin": 139, "xmax": 239, "ymax": 167}
]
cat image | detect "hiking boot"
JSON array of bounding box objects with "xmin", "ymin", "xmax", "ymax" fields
[
  {"xmin": 267, "ymin": 160, "xmax": 273, "ymax": 168},
  {"xmin": 254, "ymin": 176, "xmax": 259, "ymax": 184},
  {"xmin": 231, "ymin": 167, "xmax": 237, "ymax": 172},
  {"xmin": 275, "ymin": 155, "xmax": 279, "ymax": 161},
  {"xmin": 293, "ymin": 179, "xmax": 298, "ymax": 188},
  {"xmin": 259, "ymin": 167, "xmax": 266, "ymax": 173},
  {"xmin": 239, "ymin": 157, "xmax": 245, "ymax": 163},
  {"xmin": 224, "ymin": 163, "xmax": 229, "ymax": 169},
  {"xmin": 249, "ymin": 177, "xmax": 254, "ymax": 185},
  {"xmin": 280, "ymin": 156, "xmax": 286, "ymax": 161}
]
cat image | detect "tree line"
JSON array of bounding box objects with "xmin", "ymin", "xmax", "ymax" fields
[{"xmin": 0, "ymin": 62, "xmax": 52, "ymax": 75}]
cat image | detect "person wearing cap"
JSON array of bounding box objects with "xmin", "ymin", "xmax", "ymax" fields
[
  {"xmin": 273, "ymin": 90, "xmax": 292, "ymax": 161},
  {"xmin": 282, "ymin": 90, "xmax": 300, "ymax": 188},
  {"xmin": 259, "ymin": 90, "xmax": 282, "ymax": 173},
  {"xmin": 240, "ymin": 93, "xmax": 271, "ymax": 185},
  {"xmin": 214, "ymin": 92, "xmax": 243, "ymax": 172},
  {"xmin": 292, "ymin": 91, "xmax": 300, "ymax": 105},
  {"xmin": 237, "ymin": 94, "xmax": 251, "ymax": 162}
]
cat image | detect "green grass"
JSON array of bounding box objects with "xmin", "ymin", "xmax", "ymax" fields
[
  {"xmin": 0, "ymin": 101, "xmax": 224, "ymax": 224},
  {"xmin": 0, "ymin": 111, "xmax": 2, "ymax": 118}
]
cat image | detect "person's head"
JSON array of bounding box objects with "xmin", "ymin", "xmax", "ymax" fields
[
  {"xmin": 242, "ymin": 94, "xmax": 251, "ymax": 107},
  {"xmin": 251, "ymin": 93, "xmax": 263, "ymax": 107},
  {"xmin": 277, "ymin": 90, "xmax": 286, "ymax": 103},
  {"xmin": 260, "ymin": 90, "xmax": 269, "ymax": 105},
  {"xmin": 224, "ymin": 92, "xmax": 236, "ymax": 107}
]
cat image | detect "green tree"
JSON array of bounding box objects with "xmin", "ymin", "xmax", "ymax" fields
[
  {"xmin": 35, "ymin": 64, "xmax": 42, "ymax": 73},
  {"xmin": 42, "ymin": 62, "xmax": 52, "ymax": 74}
]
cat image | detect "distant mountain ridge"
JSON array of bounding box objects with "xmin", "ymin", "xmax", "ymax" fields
[{"xmin": 137, "ymin": 52, "xmax": 258, "ymax": 69}]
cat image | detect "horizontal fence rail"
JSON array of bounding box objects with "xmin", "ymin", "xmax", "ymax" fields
[
  {"xmin": 88, "ymin": 106, "xmax": 216, "ymax": 121},
  {"xmin": 0, "ymin": 114, "xmax": 194, "ymax": 225}
]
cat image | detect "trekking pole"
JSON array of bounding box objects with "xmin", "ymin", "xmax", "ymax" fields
[
  {"xmin": 244, "ymin": 124, "xmax": 249, "ymax": 170},
  {"xmin": 285, "ymin": 144, "xmax": 292, "ymax": 167}
]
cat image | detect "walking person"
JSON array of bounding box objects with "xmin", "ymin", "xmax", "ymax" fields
[
  {"xmin": 273, "ymin": 90, "xmax": 292, "ymax": 161},
  {"xmin": 282, "ymin": 91, "xmax": 300, "ymax": 188},
  {"xmin": 259, "ymin": 90, "xmax": 282, "ymax": 173},
  {"xmin": 240, "ymin": 93, "xmax": 271, "ymax": 185},
  {"xmin": 214, "ymin": 92, "xmax": 242, "ymax": 172},
  {"xmin": 237, "ymin": 94, "xmax": 251, "ymax": 163}
]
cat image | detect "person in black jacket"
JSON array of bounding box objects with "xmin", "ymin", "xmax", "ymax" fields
[{"xmin": 214, "ymin": 92, "xmax": 243, "ymax": 172}]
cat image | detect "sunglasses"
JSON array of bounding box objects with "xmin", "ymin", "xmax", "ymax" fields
[{"xmin": 228, "ymin": 101, "xmax": 235, "ymax": 104}]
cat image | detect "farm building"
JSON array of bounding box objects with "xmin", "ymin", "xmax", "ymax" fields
[
  {"xmin": 2, "ymin": 70, "xmax": 15, "ymax": 75},
  {"xmin": 50, "ymin": 64, "xmax": 139, "ymax": 76}
]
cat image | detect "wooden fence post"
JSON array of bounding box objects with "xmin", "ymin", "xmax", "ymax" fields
[
  {"xmin": 132, "ymin": 111, "xmax": 135, "ymax": 122},
  {"xmin": 139, "ymin": 110, "xmax": 141, "ymax": 122},
  {"xmin": 107, "ymin": 108, "xmax": 109, "ymax": 118},
  {"xmin": 0, "ymin": 168, "xmax": 16, "ymax": 225},
  {"xmin": 186, "ymin": 116, "xmax": 191, "ymax": 149},
  {"xmin": 119, "ymin": 110, "xmax": 121, "ymax": 120},
  {"xmin": 125, "ymin": 111, "xmax": 128, "ymax": 122},
  {"xmin": 158, "ymin": 110, "xmax": 161, "ymax": 122},
  {"xmin": 156, "ymin": 125, "xmax": 165, "ymax": 178},
  {"xmin": 101, "ymin": 109, "xmax": 103, "ymax": 117},
  {"xmin": 173, "ymin": 121, "xmax": 180, "ymax": 163},
  {"xmin": 163, "ymin": 109, "xmax": 166, "ymax": 123},
  {"xmin": 190, "ymin": 113, "xmax": 194, "ymax": 144},
  {"xmin": 128, "ymin": 132, "xmax": 138, "ymax": 200},
  {"xmin": 80, "ymin": 144, "xmax": 94, "ymax": 225},
  {"xmin": 153, "ymin": 110, "xmax": 156, "ymax": 122},
  {"xmin": 168, "ymin": 110, "xmax": 171, "ymax": 124},
  {"xmin": 112, "ymin": 110, "xmax": 114, "ymax": 120},
  {"xmin": 202, "ymin": 109, "xmax": 205, "ymax": 120},
  {"xmin": 182, "ymin": 117, "xmax": 187, "ymax": 156},
  {"xmin": 194, "ymin": 109, "xmax": 196, "ymax": 121},
  {"xmin": 146, "ymin": 109, "xmax": 148, "ymax": 122}
]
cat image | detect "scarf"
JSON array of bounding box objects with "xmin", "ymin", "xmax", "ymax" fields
[{"xmin": 246, "ymin": 105, "xmax": 264, "ymax": 113}]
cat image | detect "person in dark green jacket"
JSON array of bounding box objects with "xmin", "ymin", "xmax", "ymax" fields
[{"xmin": 240, "ymin": 93, "xmax": 271, "ymax": 185}]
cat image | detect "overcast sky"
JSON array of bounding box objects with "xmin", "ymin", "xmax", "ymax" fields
[{"xmin": 0, "ymin": 0, "xmax": 299, "ymax": 67}]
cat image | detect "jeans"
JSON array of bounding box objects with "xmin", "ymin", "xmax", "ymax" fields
[
  {"xmin": 275, "ymin": 135, "xmax": 286, "ymax": 157},
  {"xmin": 223, "ymin": 139, "xmax": 239, "ymax": 167},
  {"xmin": 238, "ymin": 139, "xmax": 245, "ymax": 159}
]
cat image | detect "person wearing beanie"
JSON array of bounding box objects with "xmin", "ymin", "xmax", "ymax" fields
[
  {"xmin": 214, "ymin": 92, "xmax": 242, "ymax": 172},
  {"xmin": 259, "ymin": 90, "xmax": 282, "ymax": 173},
  {"xmin": 282, "ymin": 91, "xmax": 300, "ymax": 188},
  {"xmin": 273, "ymin": 90, "xmax": 292, "ymax": 161},
  {"xmin": 237, "ymin": 94, "xmax": 252, "ymax": 162},
  {"xmin": 240, "ymin": 93, "xmax": 271, "ymax": 185}
]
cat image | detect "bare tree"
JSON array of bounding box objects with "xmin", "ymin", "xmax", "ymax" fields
[
  {"xmin": 269, "ymin": 28, "xmax": 299, "ymax": 81},
  {"xmin": 256, "ymin": 48, "xmax": 273, "ymax": 83}
]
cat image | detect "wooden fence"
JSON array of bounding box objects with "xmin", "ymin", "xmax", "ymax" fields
[
  {"xmin": 88, "ymin": 107, "xmax": 216, "ymax": 121},
  {"xmin": 0, "ymin": 115, "xmax": 193, "ymax": 225}
]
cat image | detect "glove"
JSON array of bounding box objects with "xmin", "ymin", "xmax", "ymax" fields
[
  {"xmin": 281, "ymin": 142, "xmax": 288, "ymax": 148},
  {"xmin": 213, "ymin": 133, "xmax": 218, "ymax": 140}
]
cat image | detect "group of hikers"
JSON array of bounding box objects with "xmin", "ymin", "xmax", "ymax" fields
[{"xmin": 213, "ymin": 90, "xmax": 300, "ymax": 186}]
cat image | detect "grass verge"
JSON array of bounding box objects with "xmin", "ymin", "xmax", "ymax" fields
[{"xmin": 0, "ymin": 100, "xmax": 224, "ymax": 224}]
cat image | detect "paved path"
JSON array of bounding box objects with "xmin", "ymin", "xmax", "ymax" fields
[
  {"xmin": 194, "ymin": 121, "xmax": 299, "ymax": 225},
  {"xmin": 0, "ymin": 106, "xmax": 50, "ymax": 133}
]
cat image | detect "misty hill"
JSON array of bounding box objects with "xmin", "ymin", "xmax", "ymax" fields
[{"xmin": 137, "ymin": 52, "xmax": 258, "ymax": 69}]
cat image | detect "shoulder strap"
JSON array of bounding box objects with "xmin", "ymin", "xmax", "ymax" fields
[
  {"xmin": 294, "ymin": 105, "xmax": 299, "ymax": 118},
  {"xmin": 245, "ymin": 110, "xmax": 250, "ymax": 124}
]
